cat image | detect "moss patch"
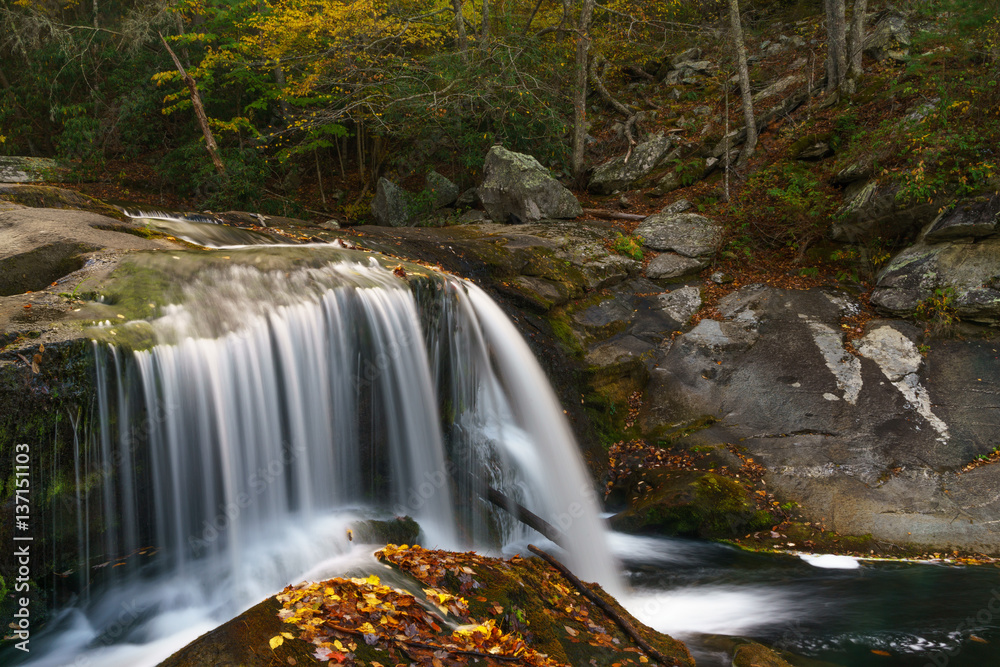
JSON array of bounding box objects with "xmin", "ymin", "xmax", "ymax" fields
[{"xmin": 609, "ymin": 470, "xmax": 774, "ymax": 538}]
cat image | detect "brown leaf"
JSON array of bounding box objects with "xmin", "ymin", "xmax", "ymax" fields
[{"xmin": 564, "ymin": 626, "xmax": 578, "ymax": 637}]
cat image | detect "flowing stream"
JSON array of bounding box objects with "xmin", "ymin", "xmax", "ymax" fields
[{"xmin": 10, "ymin": 222, "xmax": 1000, "ymax": 667}]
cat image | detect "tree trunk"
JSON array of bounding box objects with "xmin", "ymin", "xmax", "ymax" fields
[
  {"xmin": 453, "ymin": 0, "xmax": 468, "ymax": 60},
  {"xmin": 570, "ymin": 0, "xmax": 596, "ymax": 184},
  {"xmin": 480, "ymin": 0, "xmax": 490, "ymax": 48},
  {"xmin": 272, "ymin": 62, "xmax": 290, "ymax": 124},
  {"xmin": 847, "ymin": 0, "xmax": 868, "ymax": 83},
  {"xmin": 825, "ymin": 0, "xmax": 847, "ymax": 92},
  {"xmin": 158, "ymin": 33, "xmax": 226, "ymax": 177},
  {"xmin": 522, "ymin": 0, "xmax": 545, "ymax": 34},
  {"xmin": 727, "ymin": 0, "xmax": 756, "ymax": 168}
]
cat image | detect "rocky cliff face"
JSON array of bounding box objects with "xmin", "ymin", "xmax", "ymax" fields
[{"xmin": 3, "ymin": 169, "xmax": 1000, "ymax": 568}]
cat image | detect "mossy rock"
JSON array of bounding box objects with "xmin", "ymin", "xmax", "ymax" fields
[
  {"xmin": 609, "ymin": 470, "xmax": 774, "ymax": 538},
  {"xmin": 0, "ymin": 338, "xmax": 103, "ymax": 628},
  {"xmin": 161, "ymin": 547, "xmax": 695, "ymax": 667},
  {"xmin": 732, "ymin": 641, "xmax": 796, "ymax": 667},
  {"xmin": 788, "ymin": 133, "xmax": 834, "ymax": 159},
  {"xmin": 351, "ymin": 516, "xmax": 421, "ymax": 545},
  {"xmin": 0, "ymin": 184, "xmax": 124, "ymax": 220},
  {"xmin": 159, "ymin": 596, "xmax": 322, "ymax": 667}
]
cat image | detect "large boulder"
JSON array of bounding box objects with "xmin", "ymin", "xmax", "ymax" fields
[
  {"xmin": 865, "ymin": 10, "xmax": 912, "ymax": 62},
  {"xmin": 0, "ymin": 156, "xmax": 68, "ymax": 183},
  {"xmin": 370, "ymin": 177, "xmax": 415, "ymax": 227},
  {"xmin": 425, "ymin": 170, "xmax": 459, "ymax": 209},
  {"xmin": 588, "ymin": 133, "xmax": 676, "ymax": 195},
  {"xmin": 477, "ymin": 146, "xmax": 582, "ymax": 222},
  {"xmin": 871, "ymin": 237, "xmax": 1000, "ymax": 323},
  {"xmin": 640, "ymin": 285, "xmax": 1000, "ymax": 553},
  {"xmin": 635, "ymin": 212, "xmax": 724, "ymax": 258},
  {"xmin": 829, "ymin": 182, "xmax": 939, "ymax": 243},
  {"xmin": 923, "ymin": 195, "xmax": 1000, "ymax": 242},
  {"xmin": 0, "ymin": 183, "xmax": 123, "ymax": 219}
]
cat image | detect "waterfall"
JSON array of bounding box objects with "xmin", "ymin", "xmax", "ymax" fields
[{"xmin": 27, "ymin": 253, "xmax": 617, "ymax": 665}]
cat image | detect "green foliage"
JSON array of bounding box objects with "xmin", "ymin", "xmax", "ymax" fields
[
  {"xmin": 611, "ymin": 233, "xmax": 644, "ymax": 261},
  {"xmin": 672, "ymin": 159, "xmax": 702, "ymax": 187},
  {"xmin": 914, "ymin": 287, "xmax": 960, "ymax": 330},
  {"xmin": 829, "ymin": 237, "xmax": 893, "ymax": 284},
  {"xmin": 721, "ymin": 222, "xmax": 754, "ymax": 261}
]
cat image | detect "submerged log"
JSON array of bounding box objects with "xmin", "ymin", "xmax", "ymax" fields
[{"xmin": 461, "ymin": 470, "xmax": 565, "ymax": 546}]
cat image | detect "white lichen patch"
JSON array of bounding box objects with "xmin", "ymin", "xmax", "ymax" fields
[
  {"xmin": 857, "ymin": 325, "xmax": 950, "ymax": 442},
  {"xmin": 804, "ymin": 319, "xmax": 863, "ymax": 404}
]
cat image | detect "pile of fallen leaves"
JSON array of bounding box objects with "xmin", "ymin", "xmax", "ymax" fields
[
  {"xmin": 276, "ymin": 544, "xmax": 602, "ymax": 667},
  {"xmin": 275, "ymin": 564, "xmax": 555, "ymax": 667},
  {"xmin": 605, "ymin": 439, "xmax": 703, "ymax": 498},
  {"xmin": 374, "ymin": 545, "xmax": 688, "ymax": 666}
]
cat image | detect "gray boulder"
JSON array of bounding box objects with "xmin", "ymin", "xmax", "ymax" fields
[
  {"xmin": 871, "ymin": 237, "xmax": 1000, "ymax": 323},
  {"xmin": 588, "ymin": 133, "xmax": 675, "ymax": 195},
  {"xmin": 638, "ymin": 285, "xmax": 1000, "ymax": 553},
  {"xmin": 456, "ymin": 187, "xmax": 479, "ymax": 209},
  {"xmin": 0, "ymin": 156, "xmax": 66, "ymax": 183},
  {"xmin": 832, "ymin": 158, "xmax": 876, "ymax": 185},
  {"xmin": 371, "ymin": 177, "xmax": 415, "ymax": 227},
  {"xmin": 635, "ymin": 212, "xmax": 724, "ymax": 258},
  {"xmin": 830, "ymin": 182, "xmax": 939, "ymax": 243},
  {"xmin": 795, "ymin": 141, "xmax": 834, "ymax": 161},
  {"xmin": 425, "ymin": 171, "xmax": 460, "ymax": 209},
  {"xmin": 865, "ymin": 10, "xmax": 911, "ymax": 62},
  {"xmin": 661, "ymin": 198, "xmax": 692, "ymax": 215},
  {"xmin": 670, "ymin": 47, "xmax": 702, "ymax": 67},
  {"xmin": 752, "ymin": 74, "xmax": 805, "ymax": 106},
  {"xmin": 651, "ymin": 171, "xmax": 681, "ymax": 196},
  {"xmin": 656, "ymin": 286, "xmax": 701, "ymax": 323},
  {"xmin": 477, "ymin": 146, "xmax": 582, "ymax": 222},
  {"xmin": 923, "ymin": 195, "xmax": 1000, "ymax": 242},
  {"xmin": 645, "ymin": 252, "xmax": 707, "ymax": 279}
]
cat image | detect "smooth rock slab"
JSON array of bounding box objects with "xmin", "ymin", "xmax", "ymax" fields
[
  {"xmin": 477, "ymin": 146, "xmax": 582, "ymax": 222},
  {"xmin": 635, "ymin": 212, "xmax": 724, "ymax": 258}
]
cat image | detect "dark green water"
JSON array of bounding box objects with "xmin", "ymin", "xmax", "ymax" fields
[{"xmin": 613, "ymin": 533, "xmax": 1000, "ymax": 666}]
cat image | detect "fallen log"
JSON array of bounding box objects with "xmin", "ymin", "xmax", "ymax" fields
[
  {"xmin": 582, "ymin": 208, "xmax": 647, "ymax": 222},
  {"xmin": 526, "ymin": 544, "xmax": 681, "ymax": 667},
  {"xmin": 461, "ymin": 471, "xmax": 565, "ymax": 546}
]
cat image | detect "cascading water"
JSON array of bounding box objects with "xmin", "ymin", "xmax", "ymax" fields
[{"xmin": 20, "ymin": 251, "xmax": 617, "ymax": 666}]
